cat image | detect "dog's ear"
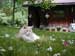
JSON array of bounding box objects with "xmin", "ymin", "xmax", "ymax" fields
[
  {"xmin": 23, "ymin": 26, "xmax": 26, "ymax": 29},
  {"xmin": 27, "ymin": 26, "xmax": 33, "ymax": 29},
  {"xmin": 23, "ymin": 25, "xmax": 27, "ymax": 29}
]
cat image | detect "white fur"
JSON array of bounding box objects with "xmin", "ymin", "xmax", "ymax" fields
[{"xmin": 17, "ymin": 26, "xmax": 40, "ymax": 42}]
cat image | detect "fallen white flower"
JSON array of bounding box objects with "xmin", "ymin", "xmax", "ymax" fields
[
  {"xmin": 47, "ymin": 46, "xmax": 53, "ymax": 52},
  {"xmin": 5, "ymin": 34, "xmax": 10, "ymax": 38},
  {"xmin": 35, "ymin": 50, "xmax": 39, "ymax": 54},
  {"xmin": 49, "ymin": 36, "xmax": 56, "ymax": 41},
  {"xmin": 8, "ymin": 46, "xmax": 13, "ymax": 50},
  {"xmin": 0, "ymin": 48, "xmax": 6, "ymax": 52},
  {"xmin": 53, "ymin": 53, "xmax": 61, "ymax": 56},
  {"xmin": 62, "ymin": 49, "xmax": 67, "ymax": 53},
  {"xmin": 61, "ymin": 39, "xmax": 65, "ymax": 44},
  {"xmin": 61, "ymin": 39, "xmax": 65, "ymax": 42},
  {"xmin": 68, "ymin": 40, "xmax": 74, "ymax": 45}
]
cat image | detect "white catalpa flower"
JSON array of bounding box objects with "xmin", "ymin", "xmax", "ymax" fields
[
  {"xmin": 35, "ymin": 50, "xmax": 39, "ymax": 54},
  {"xmin": 53, "ymin": 53, "xmax": 61, "ymax": 56},
  {"xmin": 49, "ymin": 36, "xmax": 56, "ymax": 41},
  {"xmin": 8, "ymin": 46, "xmax": 13, "ymax": 51},
  {"xmin": 62, "ymin": 49, "xmax": 67, "ymax": 53},
  {"xmin": 5, "ymin": 34, "xmax": 10, "ymax": 38},
  {"xmin": 24, "ymin": 1, "xmax": 29, "ymax": 4},
  {"xmin": 45, "ymin": 13, "xmax": 49, "ymax": 19},
  {"xmin": 61, "ymin": 39, "xmax": 65, "ymax": 44},
  {"xmin": 34, "ymin": 1, "xmax": 38, "ymax": 4},
  {"xmin": 68, "ymin": 40, "xmax": 74, "ymax": 45},
  {"xmin": 49, "ymin": 36, "xmax": 53, "ymax": 39},
  {"xmin": 0, "ymin": 48, "xmax": 6, "ymax": 52},
  {"xmin": 61, "ymin": 39, "xmax": 65, "ymax": 42},
  {"xmin": 47, "ymin": 46, "xmax": 53, "ymax": 52}
]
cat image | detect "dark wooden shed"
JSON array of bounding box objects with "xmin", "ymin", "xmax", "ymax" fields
[{"xmin": 23, "ymin": 1, "xmax": 75, "ymax": 29}]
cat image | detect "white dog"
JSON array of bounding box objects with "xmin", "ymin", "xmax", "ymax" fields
[{"xmin": 17, "ymin": 26, "xmax": 40, "ymax": 42}]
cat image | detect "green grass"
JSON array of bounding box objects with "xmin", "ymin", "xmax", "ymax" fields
[{"xmin": 0, "ymin": 25, "xmax": 75, "ymax": 56}]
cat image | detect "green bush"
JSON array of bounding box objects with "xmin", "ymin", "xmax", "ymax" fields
[{"xmin": 0, "ymin": 7, "xmax": 28, "ymax": 26}]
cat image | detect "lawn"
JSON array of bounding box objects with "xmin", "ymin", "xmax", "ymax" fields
[{"xmin": 0, "ymin": 25, "xmax": 75, "ymax": 56}]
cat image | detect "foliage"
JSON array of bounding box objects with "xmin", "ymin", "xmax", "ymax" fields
[
  {"xmin": 23, "ymin": 0, "xmax": 56, "ymax": 9},
  {"xmin": 16, "ymin": 0, "xmax": 26, "ymax": 4},
  {"xmin": 0, "ymin": 0, "xmax": 55, "ymax": 26},
  {"xmin": 0, "ymin": 0, "xmax": 28, "ymax": 26},
  {"xmin": 17, "ymin": 0, "xmax": 55, "ymax": 9},
  {"xmin": 0, "ymin": 8, "xmax": 28, "ymax": 26},
  {"xmin": 39, "ymin": 0, "xmax": 55, "ymax": 9},
  {"xmin": 14, "ymin": 8, "xmax": 28, "ymax": 26}
]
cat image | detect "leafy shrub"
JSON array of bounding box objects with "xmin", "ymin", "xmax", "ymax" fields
[
  {"xmin": 14, "ymin": 10, "xmax": 28, "ymax": 26},
  {"xmin": 0, "ymin": 8, "xmax": 28, "ymax": 26}
]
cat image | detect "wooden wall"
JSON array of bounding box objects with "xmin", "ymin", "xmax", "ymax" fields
[{"xmin": 28, "ymin": 5, "xmax": 75, "ymax": 28}]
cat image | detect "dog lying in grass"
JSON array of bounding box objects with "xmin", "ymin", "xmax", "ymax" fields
[{"xmin": 17, "ymin": 26, "xmax": 40, "ymax": 42}]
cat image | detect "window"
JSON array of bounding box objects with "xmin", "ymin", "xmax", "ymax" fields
[{"xmin": 53, "ymin": 10, "xmax": 65, "ymax": 19}]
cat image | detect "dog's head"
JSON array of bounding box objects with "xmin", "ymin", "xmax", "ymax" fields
[{"xmin": 22, "ymin": 26, "xmax": 33, "ymax": 35}]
